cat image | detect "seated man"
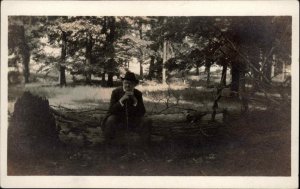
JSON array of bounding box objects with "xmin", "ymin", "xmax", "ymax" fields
[{"xmin": 102, "ymin": 71, "xmax": 152, "ymax": 145}]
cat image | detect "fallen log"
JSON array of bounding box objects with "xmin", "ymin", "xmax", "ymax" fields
[
  {"xmin": 150, "ymin": 110, "xmax": 225, "ymax": 124},
  {"xmin": 51, "ymin": 107, "xmax": 225, "ymax": 127},
  {"xmin": 50, "ymin": 106, "xmax": 227, "ymax": 146}
]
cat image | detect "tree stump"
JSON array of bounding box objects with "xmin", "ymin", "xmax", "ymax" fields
[{"xmin": 8, "ymin": 91, "xmax": 60, "ymax": 160}]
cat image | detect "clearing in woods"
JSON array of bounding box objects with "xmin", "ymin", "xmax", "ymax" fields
[{"xmin": 7, "ymin": 82, "xmax": 291, "ymax": 176}]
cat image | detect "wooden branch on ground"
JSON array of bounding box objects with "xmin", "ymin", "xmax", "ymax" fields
[
  {"xmin": 50, "ymin": 107, "xmax": 79, "ymax": 122},
  {"xmin": 50, "ymin": 107, "xmax": 103, "ymax": 128},
  {"xmin": 50, "ymin": 105, "xmax": 108, "ymax": 113},
  {"xmin": 51, "ymin": 106, "xmax": 227, "ymax": 140}
]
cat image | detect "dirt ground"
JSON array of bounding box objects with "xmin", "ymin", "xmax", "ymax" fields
[{"xmin": 7, "ymin": 109, "xmax": 290, "ymax": 176}]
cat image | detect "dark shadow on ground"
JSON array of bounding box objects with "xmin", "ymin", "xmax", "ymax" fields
[{"xmin": 8, "ymin": 109, "xmax": 291, "ymax": 176}]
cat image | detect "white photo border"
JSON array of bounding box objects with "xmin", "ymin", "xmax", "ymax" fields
[{"xmin": 1, "ymin": 1, "xmax": 299, "ymax": 188}]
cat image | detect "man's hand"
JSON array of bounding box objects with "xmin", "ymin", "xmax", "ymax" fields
[
  {"xmin": 125, "ymin": 91, "xmax": 134, "ymax": 96},
  {"xmin": 125, "ymin": 91, "xmax": 138, "ymax": 105},
  {"xmin": 119, "ymin": 93, "xmax": 130, "ymax": 105},
  {"xmin": 119, "ymin": 91, "xmax": 138, "ymax": 106},
  {"xmin": 131, "ymin": 95, "xmax": 138, "ymax": 106}
]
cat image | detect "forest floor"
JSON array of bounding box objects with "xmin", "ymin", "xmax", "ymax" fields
[{"xmin": 7, "ymin": 81, "xmax": 291, "ymax": 176}]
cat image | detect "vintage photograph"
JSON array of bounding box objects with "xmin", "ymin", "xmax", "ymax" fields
[
  {"xmin": 1, "ymin": 1, "xmax": 298, "ymax": 188},
  {"xmin": 6, "ymin": 15, "xmax": 292, "ymax": 175}
]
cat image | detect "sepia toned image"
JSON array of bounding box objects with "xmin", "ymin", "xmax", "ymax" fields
[
  {"xmin": 1, "ymin": 1, "xmax": 299, "ymax": 188},
  {"xmin": 6, "ymin": 15, "xmax": 292, "ymax": 176}
]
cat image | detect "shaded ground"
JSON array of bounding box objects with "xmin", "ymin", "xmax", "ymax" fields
[
  {"xmin": 7, "ymin": 80, "xmax": 291, "ymax": 176},
  {"xmin": 8, "ymin": 109, "xmax": 290, "ymax": 176}
]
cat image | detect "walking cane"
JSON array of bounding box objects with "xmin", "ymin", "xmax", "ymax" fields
[{"xmin": 125, "ymin": 100, "xmax": 131, "ymax": 155}]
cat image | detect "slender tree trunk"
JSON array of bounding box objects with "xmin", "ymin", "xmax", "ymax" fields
[
  {"xmin": 59, "ymin": 31, "xmax": 67, "ymax": 86},
  {"xmin": 85, "ymin": 74, "xmax": 91, "ymax": 84},
  {"xmin": 239, "ymin": 71, "xmax": 248, "ymax": 112},
  {"xmin": 106, "ymin": 16, "xmax": 116, "ymax": 58},
  {"xmin": 148, "ymin": 56, "xmax": 155, "ymax": 80},
  {"xmin": 271, "ymin": 54, "xmax": 276, "ymax": 79},
  {"xmin": 101, "ymin": 72, "xmax": 106, "ymax": 87},
  {"xmin": 212, "ymin": 63, "xmax": 228, "ymax": 120},
  {"xmin": 205, "ymin": 63, "xmax": 211, "ymax": 87},
  {"xmin": 220, "ymin": 63, "xmax": 227, "ymax": 86},
  {"xmin": 282, "ymin": 61, "xmax": 286, "ymax": 81},
  {"xmin": 230, "ymin": 63, "xmax": 240, "ymax": 95},
  {"xmin": 85, "ymin": 34, "xmax": 93, "ymax": 85},
  {"xmin": 107, "ymin": 72, "xmax": 114, "ymax": 87},
  {"xmin": 20, "ymin": 25, "xmax": 30, "ymax": 83},
  {"xmin": 196, "ymin": 64, "xmax": 199, "ymax": 75},
  {"xmin": 22, "ymin": 52, "xmax": 30, "ymax": 84},
  {"xmin": 258, "ymin": 48, "xmax": 263, "ymax": 82},
  {"xmin": 101, "ymin": 16, "xmax": 108, "ymax": 85},
  {"xmin": 139, "ymin": 23, "xmax": 144, "ymax": 78},
  {"xmin": 162, "ymin": 40, "xmax": 167, "ymax": 84},
  {"xmin": 108, "ymin": 17, "xmax": 116, "ymax": 46},
  {"xmin": 264, "ymin": 59, "xmax": 272, "ymax": 81},
  {"xmin": 139, "ymin": 60, "xmax": 143, "ymax": 78},
  {"xmin": 251, "ymin": 49, "xmax": 262, "ymax": 93},
  {"xmin": 59, "ymin": 66, "xmax": 66, "ymax": 85},
  {"xmin": 105, "ymin": 17, "xmax": 116, "ymax": 87}
]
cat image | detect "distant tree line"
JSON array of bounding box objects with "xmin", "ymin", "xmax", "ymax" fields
[{"xmin": 8, "ymin": 16, "xmax": 291, "ymax": 93}]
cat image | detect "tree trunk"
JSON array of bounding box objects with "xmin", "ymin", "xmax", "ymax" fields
[
  {"xmin": 85, "ymin": 34, "xmax": 93, "ymax": 85},
  {"xmin": 220, "ymin": 63, "xmax": 227, "ymax": 86},
  {"xmin": 212, "ymin": 63, "xmax": 228, "ymax": 120},
  {"xmin": 59, "ymin": 31, "xmax": 67, "ymax": 86},
  {"xmin": 139, "ymin": 23, "xmax": 144, "ymax": 78},
  {"xmin": 196, "ymin": 64, "xmax": 199, "ymax": 75},
  {"xmin": 271, "ymin": 54, "xmax": 276, "ymax": 79},
  {"xmin": 264, "ymin": 59, "xmax": 272, "ymax": 81},
  {"xmin": 108, "ymin": 17, "xmax": 116, "ymax": 46},
  {"xmin": 251, "ymin": 49, "xmax": 262, "ymax": 93},
  {"xmin": 205, "ymin": 63, "xmax": 211, "ymax": 87},
  {"xmin": 104, "ymin": 17, "xmax": 116, "ymax": 85},
  {"xmin": 85, "ymin": 74, "xmax": 92, "ymax": 84},
  {"xmin": 59, "ymin": 66, "xmax": 66, "ymax": 86},
  {"xmin": 258, "ymin": 48, "xmax": 263, "ymax": 81},
  {"xmin": 107, "ymin": 72, "xmax": 114, "ymax": 87},
  {"xmin": 20, "ymin": 25, "xmax": 30, "ymax": 83},
  {"xmin": 139, "ymin": 60, "xmax": 143, "ymax": 78},
  {"xmin": 101, "ymin": 72, "xmax": 106, "ymax": 86},
  {"xmin": 22, "ymin": 52, "xmax": 30, "ymax": 84},
  {"xmin": 231, "ymin": 62, "xmax": 240, "ymax": 94},
  {"xmin": 281, "ymin": 61, "xmax": 286, "ymax": 81},
  {"xmin": 162, "ymin": 40, "xmax": 167, "ymax": 84},
  {"xmin": 148, "ymin": 56, "xmax": 155, "ymax": 80},
  {"xmin": 239, "ymin": 71, "xmax": 248, "ymax": 112}
]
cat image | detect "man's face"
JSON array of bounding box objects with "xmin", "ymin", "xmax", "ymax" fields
[{"xmin": 123, "ymin": 80, "xmax": 135, "ymax": 92}]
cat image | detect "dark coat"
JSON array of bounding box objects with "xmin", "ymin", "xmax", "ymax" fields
[{"xmin": 108, "ymin": 87, "xmax": 146, "ymax": 118}]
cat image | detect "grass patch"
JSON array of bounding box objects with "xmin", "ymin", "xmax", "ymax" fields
[{"xmin": 8, "ymin": 79, "xmax": 226, "ymax": 114}]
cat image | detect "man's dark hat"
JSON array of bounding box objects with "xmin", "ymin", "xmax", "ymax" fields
[{"xmin": 121, "ymin": 71, "xmax": 139, "ymax": 84}]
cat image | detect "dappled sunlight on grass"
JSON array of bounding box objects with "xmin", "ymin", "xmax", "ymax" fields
[
  {"xmin": 9, "ymin": 78, "xmax": 273, "ymax": 114},
  {"xmin": 24, "ymin": 85, "xmax": 113, "ymax": 109},
  {"xmin": 9, "ymin": 81, "xmax": 233, "ymax": 113},
  {"xmin": 142, "ymin": 86, "xmax": 215, "ymax": 103},
  {"xmin": 25, "ymin": 84, "xmax": 61, "ymax": 98},
  {"xmin": 137, "ymin": 82, "xmax": 188, "ymax": 92},
  {"xmin": 18, "ymin": 82, "xmax": 215, "ymax": 113}
]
